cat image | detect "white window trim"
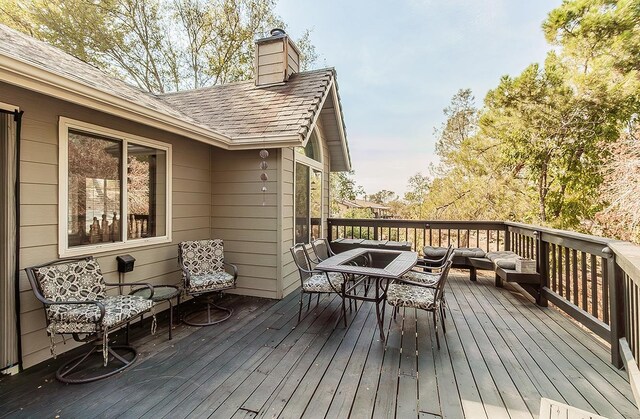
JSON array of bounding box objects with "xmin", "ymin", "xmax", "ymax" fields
[
  {"xmin": 58, "ymin": 117, "xmax": 173, "ymax": 257},
  {"xmin": 293, "ymin": 128, "xmax": 324, "ymax": 244},
  {"xmin": 0, "ymin": 102, "xmax": 19, "ymax": 112}
]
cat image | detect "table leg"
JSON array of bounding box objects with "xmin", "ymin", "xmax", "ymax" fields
[
  {"xmin": 375, "ymin": 277, "xmax": 385, "ymax": 341},
  {"xmin": 176, "ymin": 293, "xmax": 181, "ymax": 324},
  {"xmin": 169, "ymin": 299, "xmax": 173, "ymax": 340}
]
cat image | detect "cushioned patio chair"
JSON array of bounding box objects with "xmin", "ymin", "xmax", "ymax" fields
[
  {"xmin": 178, "ymin": 239, "xmax": 237, "ymax": 326},
  {"xmin": 290, "ymin": 243, "xmax": 347, "ymax": 325},
  {"xmin": 401, "ymin": 245, "xmax": 454, "ymax": 287},
  {"xmin": 386, "ymin": 257, "xmax": 453, "ymax": 349},
  {"xmin": 25, "ymin": 256, "xmax": 155, "ymax": 384}
]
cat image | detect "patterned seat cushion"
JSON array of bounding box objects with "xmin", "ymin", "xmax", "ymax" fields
[
  {"xmin": 46, "ymin": 295, "xmax": 152, "ymax": 334},
  {"xmin": 188, "ymin": 272, "xmax": 235, "ymax": 293},
  {"xmin": 387, "ymin": 283, "xmax": 436, "ymax": 310},
  {"xmin": 180, "ymin": 239, "xmax": 236, "ymax": 294},
  {"xmin": 486, "ymin": 251, "xmax": 519, "ymax": 270},
  {"xmin": 302, "ymin": 272, "xmax": 344, "ymax": 293},
  {"xmin": 35, "ymin": 258, "xmax": 106, "ymax": 302},
  {"xmin": 401, "ymin": 269, "xmax": 440, "ymax": 287}
]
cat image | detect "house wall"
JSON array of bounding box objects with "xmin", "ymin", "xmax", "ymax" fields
[
  {"xmin": 210, "ymin": 148, "xmax": 279, "ymax": 298},
  {"xmin": 280, "ymin": 121, "xmax": 332, "ymax": 298},
  {"xmin": 1, "ymin": 82, "xmax": 213, "ymax": 368},
  {"xmin": 2, "ymin": 79, "xmax": 334, "ymax": 369}
]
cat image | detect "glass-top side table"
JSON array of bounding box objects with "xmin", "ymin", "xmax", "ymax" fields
[{"xmin": 130, "ymin": 285, "xmax": 181, "ymax": 340}]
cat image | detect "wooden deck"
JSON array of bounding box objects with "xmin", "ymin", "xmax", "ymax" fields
[{"xmin": 0, "ymin": 272, "xmax": 636, "ymax": 418}]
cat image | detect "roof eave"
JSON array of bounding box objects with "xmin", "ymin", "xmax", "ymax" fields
[
  {"xmin": 329, "ymin": 74, "xmax": 352, "ymax": 172},
  {"xmin": 227, "ymin": 133, "xmax": 303, "ymax": 150},
  {"xmin": 0, "ymin": 55, "xmax": 234, "ymax": 149}
]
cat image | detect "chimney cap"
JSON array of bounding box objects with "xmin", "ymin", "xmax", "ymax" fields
[{"xmin": 270, "ymin": 28, "xmax": 286, "ymax": 36}]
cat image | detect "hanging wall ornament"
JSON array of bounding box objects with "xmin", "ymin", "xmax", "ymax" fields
[{"xmin": 259, "ymin": 149, "xmax": 269, "ymax": 205}]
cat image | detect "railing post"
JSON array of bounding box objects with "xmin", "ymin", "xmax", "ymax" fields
[
  {"xmin": 373, "ymin": 220, "xmax": 379, "ymax": 241},
  {"xmin": 537, "ymin": 231, "xmax": 549, "ymax": 307},
  {"xmin": 327, "ymin": 219, "xmax": 333, "ymax": 242},
  {"xmin": 604, "ymin": 247, "xmax": 625, "ymax": 368},
  {"xmin": 504, "ymin": 225, "xmax": 510, "ymax": 251}
]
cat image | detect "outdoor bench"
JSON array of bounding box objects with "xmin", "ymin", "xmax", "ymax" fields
[{"xmin": 422, "ymin": 246, "xmax": 541, "ymax": 290}]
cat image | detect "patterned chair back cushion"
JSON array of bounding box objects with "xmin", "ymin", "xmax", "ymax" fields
[
  {"xmin": 179, "ymin": 239, "xmax": 225, "ymax": 277},
  {"xmin": 34, "ymin": 258, "xmax": 106, "ymax": 302}
]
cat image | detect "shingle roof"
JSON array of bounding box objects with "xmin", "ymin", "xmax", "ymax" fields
[
  {"xmin": 0, "ymin": 24, "xmax": 350, "ymax": 169},
  {"xmin": 0, "ymin": 24, "xmax": 220, "ymax": 136},
  {"xmin": 159, "ymin": 68, "xmax": 334, "ymax": 141}
]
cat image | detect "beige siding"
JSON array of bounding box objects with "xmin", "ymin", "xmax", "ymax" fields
[
  {"xmin": 210, "ymin": 148, "xmax": 279, "ymax": 299},
  {"xmin": 256, "ymin": 39, "xmax": 285, "ymax": 86},
  {"xmin": 279, "ymin": 121, "xmax": 333, "ymax": 299},
  {"xmin": 2, "ymin": 82, "xmax": 213, "ymax": 368},
  {"xmin": 280, "ymin": 147, "xmax": 297, "ymax": 296}
]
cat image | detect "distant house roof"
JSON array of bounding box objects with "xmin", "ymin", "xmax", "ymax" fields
[
  {"xmin": 340, "ymin": 199, "xmax": 391, "ymax": 211},
  {"xmin": 0, "ymin": 24, "xmax": 351, "ymax": 170}
]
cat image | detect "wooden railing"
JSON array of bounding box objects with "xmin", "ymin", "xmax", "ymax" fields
[{"xmin": 328, "ymin": 217, "xmax": 640, "ymax": 395}]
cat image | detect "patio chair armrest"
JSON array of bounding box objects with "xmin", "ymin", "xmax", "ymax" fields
[
  {"xmin": 415, "ymin": 259, "xmax": 446, "ymax": 271},
  {"xmin": 224, "ymin": 263, "xmax": 238, "ymax": 281},
  {"xmin": 395, "ymin": 277, "xmax": 438, "ymax": 289},
  {"xmin": 104, "ymin": 281, "xmax": 154, "ymax": 299},
  {"xmin": 44, "ymin": 300, "xmax": 107, "ymax": 323}
]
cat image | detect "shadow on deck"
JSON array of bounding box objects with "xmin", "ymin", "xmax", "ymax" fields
[{"xmin": 0, "ymin": 272, "xmax": 636, "ymax": 418}]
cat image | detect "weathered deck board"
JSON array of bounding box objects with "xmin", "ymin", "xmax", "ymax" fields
[{"xmin": 0, "ymin": 272, "xmax": 636, "ymax": 419}]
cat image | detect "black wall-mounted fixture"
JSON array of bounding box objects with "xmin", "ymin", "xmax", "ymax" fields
[{"xmin": 116, "ymin": 254, "xmax": 136, "ymax": 273}]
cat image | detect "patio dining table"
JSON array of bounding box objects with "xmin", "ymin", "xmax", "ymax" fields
[{"xmin": 315, "ymin": 248, "xmax": 418, "ymax": 340}]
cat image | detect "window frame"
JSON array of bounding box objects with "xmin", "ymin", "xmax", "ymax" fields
[
  {"xmin": 58, "ymin": 117, "xmax": 172, "ymax": 257},
  {"xmin": 293, "ymin": 129, "xmax": 323, "ymax": 245}
]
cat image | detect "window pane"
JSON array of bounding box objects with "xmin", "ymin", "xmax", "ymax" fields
[
  {"xmin": 127, "ymin": 144, "xmax": 167, "ymax": 239},
  {"xmin": 295, "ymin": 131, "xmax": 321, "ymax": 162},
  {"xmin": 310, "ymin": 169, "xmax": 322, "ymax": 241},
  {"xmin": 295, "ymin": 163, "xmax": 310, "ymax": 244},
  {"xmin": 68, "ymin": 131, "xmax": 121, "ymax": 247}
]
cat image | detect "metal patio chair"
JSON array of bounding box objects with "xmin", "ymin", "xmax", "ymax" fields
[
  {"xmin": 397, "ymin": 245, "xmax": 454, "ymax": 288},
  {"xmin": 310, "ymin": 238, "xmax": 336, "ymax": 262},
  {"xmin": 290, "ymin": 243, "xmax": 348, "ymax": 325},
  {"xmin": 25, "ymin": 256, "xmax": 155, "ymax": 384},
  {"xmin": 386, "ymin": 257, "xmax": 453, "ymax": 349},
  {"xmin": 178, "ymin": 239, "xmax": 237, "ymax": 326}
]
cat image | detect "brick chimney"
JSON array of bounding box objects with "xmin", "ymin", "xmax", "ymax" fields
[{"xmin": 254, "ymin": 28, "xmax": 300, "ymax": 87}]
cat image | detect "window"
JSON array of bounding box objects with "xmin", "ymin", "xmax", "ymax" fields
[
  {"xmin": 294, "ymin": 131, "xmax": 323, "ymax": 244},
  {"xmin": 59, "ymin": 118, "xmax": 171, "ymax": 256}
]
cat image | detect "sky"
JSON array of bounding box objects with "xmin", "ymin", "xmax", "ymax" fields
[{"xmin": 275, "ymin": 0, "xmax": 562, "ymax": 196}]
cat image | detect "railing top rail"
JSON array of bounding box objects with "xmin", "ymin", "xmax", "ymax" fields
[
  {"xmin": 328, "ymin": 218, "xmax": 506, "ymax": 229},
  {"xmin": 504, "ymin": 221, "xmax": 616, "ymax": 246}
]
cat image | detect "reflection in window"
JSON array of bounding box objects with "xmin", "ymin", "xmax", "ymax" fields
[
  {"xmin": 66, "ymin": 129, "xmax": 168, "ymax": 249},
  {"xmin": 127, "ymin": 144, "xmax": 166, "ymax": 239},
  {"xmin": 295, "ymin": 163, "xmax": 323, "ymax": 244},
  {"xmin": 310, "ymin": 169, "xmax": 322, "ymax": 241},
  {"xmin": 295, "ymin": 163, "xmax": 309, "ymax": 244},
  {"xmin": 68, "ymin": 132, "xmax": 121, "ymax": 247}
]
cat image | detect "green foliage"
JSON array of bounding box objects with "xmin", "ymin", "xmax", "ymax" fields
[
  {"xmin": 329, "ymin": 171, "xmax": 366, "ymax": 216},
  {"xmin": 367, "ymin": 190, "xmax": 396, "ymax": 205},
  {"xmin": 419, "ymin": 89, "xmax": 532, "ymax": 222},
  {"xmin": 0, "ymin": 0, "xmax": 317, "ymax": 93}
]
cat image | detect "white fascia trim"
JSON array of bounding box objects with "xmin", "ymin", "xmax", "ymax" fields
[
  {"xmin": 228, "ymin": 133, "xmax": 302, "ymax": 149},
  {"xmin": 0, "ymin": 56, "xmax": 232, "ymax": 148},
  {"xmin": 302, "ymin": 77, "xmax": 334, "ymax": 147},
  {"xmin": 330, "ymin": 83, "xmax": 351, "ymax": 172}
]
